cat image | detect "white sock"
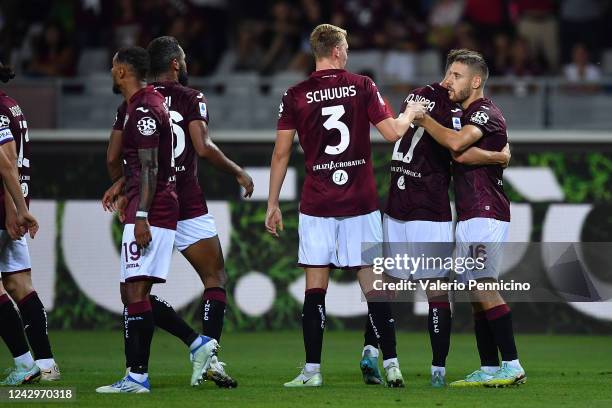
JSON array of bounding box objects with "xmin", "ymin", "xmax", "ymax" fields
[
  {"xmin": 383, "ymin": 358, "xmax": 398, "ymax": 369},
  {"xmin": 129, "ymin": 372, "xmax": 148, "ymax": 383},
  {"xmin": 14, "ymin": 352, "xmax": 35, "ymax": 369},
  {"xmin": 189, "ymin": 335, "xmax": 203, "ymax": 351},
  {"xmin": 431, "ymin": 365, "xmax": 446, "ymax": 376},
  {"xmin": 503, "ymin": 359, "xmax": 522, "ymax": 370},
  {"xmin": 36, "ymin": 358, "xmax": 56, "ymax": 370},
  {"xmin": 481, "ymin": 365, "xmax": 499, "ymax": 375},
  {"xmin": 304, "ymin": 363, "xmax": 320, "ymax": 374},
  {"xmin": 362, "ymin": 345, "xmax": 379, "ymax": 358}
]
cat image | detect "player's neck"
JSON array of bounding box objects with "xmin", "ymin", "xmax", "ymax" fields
[
  {"xmin": 461, "ymin": 90, "xmax": 485, "ymax": 109},
  {"xmin": 315, "ymin": 59, "xmax": 343, "ymax": 71},
  {"xmin": 123, "ymin": 81, "xmax": 147, "ymax": 103},
  {"xmin": 153, "ymin": 73, "xmax": 177, "ymax": 84}
]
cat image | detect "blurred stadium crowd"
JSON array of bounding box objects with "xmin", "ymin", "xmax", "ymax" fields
[{"xmin": 1, "ymin": 0, "xmax": 611, "ymax": 81}]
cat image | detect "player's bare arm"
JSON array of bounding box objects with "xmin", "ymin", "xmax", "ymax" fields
[
  {"xmin": 453, "ymin": 143, "xmax": 511, "ymax": 167},
  {"xmin": 0, "ymin": 140, "xmax": 38, "ymax": 238},
  {"xmin": 135, "ymin": 146, "xmax": 158, "ymax": 248},
  {"xmin": 375, "ymin": 101, "xmax": 428, "ymax": 142},
  {"xmin": 107, "ymin": 129, "xmax": 124, "ymax": 181},
  {"xmin": 266, "ymin": 129, "xmax": 295, "ymax": 237},
  {"xmin": 418, "ymin": 114, "xmax": 483, "ymax": 153},
  {"xmin": 3, "ymin": 181, "xmax": 21, "ymax": 239},
  {"xmin": 188, "ymin": 119, "xmax": 254, "ymax": 198}
]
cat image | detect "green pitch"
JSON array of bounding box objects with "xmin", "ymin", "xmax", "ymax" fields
[{"xmin": 1, "ymin": 330, "xmax": 611, "ymax": 407}]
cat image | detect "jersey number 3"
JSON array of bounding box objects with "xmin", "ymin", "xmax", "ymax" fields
[{"xmin": 322, "ymin": 105, "xmax": 350, "ymax": 155}]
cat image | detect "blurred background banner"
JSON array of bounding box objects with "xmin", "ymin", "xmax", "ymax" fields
[{"xmin": 24, "ymin": 138, "xmax": 612, "ymax": 333}]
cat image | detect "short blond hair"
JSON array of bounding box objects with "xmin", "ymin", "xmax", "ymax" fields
[{"xmin": 310, "ymin": 24, "xmax": 347, "ymax": 60}]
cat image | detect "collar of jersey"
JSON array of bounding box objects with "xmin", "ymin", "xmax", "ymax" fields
[
  {"xmin": 129, "ymin": 85, "xmax": 154, "ymax": 104},
  {"xmin": 310, "ymin": 69, "xmax": 346, "ymax": 77}
]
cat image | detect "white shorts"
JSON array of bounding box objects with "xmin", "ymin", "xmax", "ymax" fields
[
  {"xmin": 455, "ymin": 217, "xmax": 509, "ymax": 282},
  {"xmin": 383, "ymin": 215, "xmax": 454, "ymax": 280},
  {"xmin": 120, "ymin": 224, "xmax": 176, "ymax": 283},
  {"xmin": 0, "ymin": 231, "xmax": 31, "ymax": 276},
  {"xmin": 298, "ymin": 210, "xmax": 382, "ymax": 269},
  {"xmin": 175, "ymin": 214, "xmax": 218, "ymax": 252}
]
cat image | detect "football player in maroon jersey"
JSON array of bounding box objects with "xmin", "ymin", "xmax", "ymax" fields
[
  {"xmin": 417, "ymin": 49, "xmax": 526, "ymax": 387},
  {"xmin": 267, "ymin": 24, "xmax": 427, "ymax": 388},
  {"xmin": 0, "ymin": 62, "xmax": 57, "ymax": 386}
]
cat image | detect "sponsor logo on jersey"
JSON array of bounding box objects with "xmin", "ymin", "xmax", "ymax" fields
[
  {"xmin": 404, "ymin": 93, "xmax": 436, "ymax": 112},
  {"xmin": 0, "ymin": 128, "xmax": 13, "ymax": 142},
  {"xmin": 470, "ymin": 111, "xmax": 489, "ymax": 125},
  {"xmin": 137, "ymin": 117, "xmax": 157, "ymax": 136},
  {"xmin": 452, "ymin": 117, "xmax": 462, "ymax": 130},
  {"xmin": 136, "ymin": 107, "xmax": 149, "ymax": 113},
  {"xmin": 397, "ymin": 175, "xmax": 406, "ymax": 190},
  {"xmin": 332, "ymin": 169, "xmax": 348, "ymax": 185},
  {"xmin": 0, "ymin": 114, "xmax": 10, "ymax": 128}
]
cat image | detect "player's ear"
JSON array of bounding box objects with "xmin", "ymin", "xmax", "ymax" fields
[
  {"xmin": 472, "ymin": 75, "xmax": 482, "ymax": 90},
  {"xmin": 171, "ymin": 58, "xmax": 179, "ymax": 71}
]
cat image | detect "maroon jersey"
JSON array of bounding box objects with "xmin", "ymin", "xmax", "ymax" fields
[
  {"xmin": 277, "ymin": 69, "xmax": 392, "ymax": 217},
  {"xmin": 385, "ymin": 83, "xmax": 461, "ymax": 222},
  {"xmin": 0, "ymin": 91, "xmax": 30, "ymax": 228},
  {"xmin": 121, "ymin": 86, "xmax": 178, "ymax": 229},
  {"xmin": 453, "ymin": 98, "xmax": 510, "ymax": 222},
  {"xmin": 114, "ymin": 81, "xmax": 209, "ymax": 221}
]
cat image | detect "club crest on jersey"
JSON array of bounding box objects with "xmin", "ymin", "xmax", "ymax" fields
[
  {"xmin": 470, "ymin": 111, "xmax": 489, "ymax": 125},
  {"xmin": 397, "ymin": 175, "xmax": 406, "ymax": 190},
  {"xmin": 332, "ymin": 169, "xmax": 348, "ymax": 185},
  {"xmin": 0, "ymin": 115, "xmax": 10, "ymax": 128},
  {"xmin": 137, "ymin": 117, "xmax": 157, "ymax": 136}
]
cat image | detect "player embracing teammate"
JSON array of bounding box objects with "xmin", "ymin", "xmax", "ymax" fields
[
  {"xmin": 416, "ymin": 49, "xmax": 526, "ymax": 387},
  {"xmin": 369, "ymin": 48, "xmax": 511, "ymax": 388}
]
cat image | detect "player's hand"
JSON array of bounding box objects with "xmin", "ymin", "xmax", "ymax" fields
[
  {"xmin": 404, "ymin": 100, "xmax": 428, "ymax": 120},
  {"xmin": 102, "ymin": 178, "xmax": 125, "ymax": 211},
  {"xmin": 501, "ymin": 143, "xmax": 511, "ymax": 168},
  {"xmin": 115, "ymin": 195, "xmax": 128, "ymax": 223},
  {"xmin": 265, "ymin": 206, "xmax": 283, "ymax": 238},
  {"xmin": 17, "ymin": 210, "xmax": 39, "ymax": 239},
  {"xmin": 237, "ymin": 170, "xmax": 254, "ymax": 198},
  {"xmin": 5, "ymin": 209, "xmax": 22, "ymax": 240},
  {"xmin": 135, "ymin": 218, "xmax": 152, "ymax": 249}
]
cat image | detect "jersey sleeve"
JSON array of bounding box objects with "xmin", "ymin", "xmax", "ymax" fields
[
  {"xmin": 128, "ymin": 104, "xmax": 161, "ymax": 149},
  {"xmin": 466, "ymin": 104, "xmax": 502, "ymax": 136},
  {"xmin": 276, "ymin": 89, "xmax": 296, "ymax": 130},
  {"xmin": 183, "ymin": 91, "xmax": 209, "ymax": 124},
  {"xmin": 365, "ymin": 78, "xmax": 393, "ymax": 125},
  {"xmin": 112, "ymin": 102, "xmax": 127, "ymax": 131},
  {"xmin": 0, "ymin": 105, "xmax": 15, "ymax": 146}
]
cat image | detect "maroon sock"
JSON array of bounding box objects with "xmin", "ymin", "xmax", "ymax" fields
[
  {"xmin": 0, "ymin": 294, "xmax": 30, "ymax": 358},
  {"xmin": 428, "ymin": 299, "xmax": 452, "ymax": 367},
  {"xmin": 17, "ymin": 291, "xmax": 53, "ymax": 360},
  {"xmin": 303, "ymin": 288, "xmax": 326, "ymax": 364},
  {"xmin": 126, "ymin": 300, "xmax": 154, "ymax": 374},
  {"xmin": 474, "ymin": 311, "xmax": 500, "ymax": 367},
  {"xmin": 365, "ymin": 291, "xmax": 397, "ymax": 361},
  {"xmin": 202, "ymin": 287, "xmax": 226, "ymax": 342},
  {"xmin": 485, "ymin": 304, "xmax": 518, "ymax": 361}
]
